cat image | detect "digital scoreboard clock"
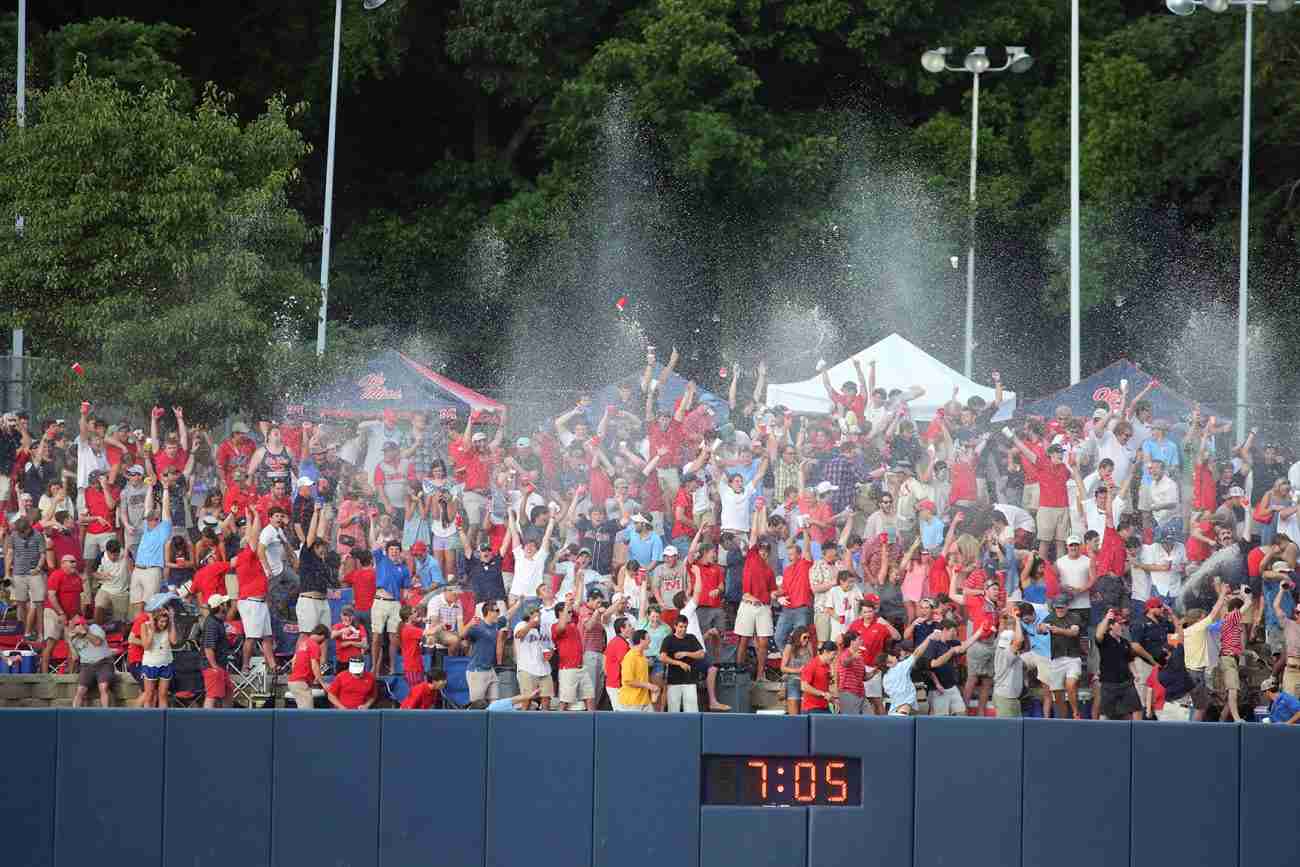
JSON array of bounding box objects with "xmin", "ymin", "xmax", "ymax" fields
[{"xmin": 701, "ymin": 756, "xmax": 862, "ymax": 806}]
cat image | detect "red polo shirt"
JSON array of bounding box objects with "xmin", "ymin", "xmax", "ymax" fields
[
  {"xmin": 800, "ymin": 656, "xmax": 832, "ymax": 711},
  {"xmin": 45, "ymin": 569, "xmax": 83, "ymax": 616},
  {"xmin": 605, "ymin": 636, "xmax": 630, "ymax": 689},
  {"xmin": 449, "ymin": 439, "xmax": 491, "ymax": 492},
  {"xmin": 848, "ymin": 617, "xmax": 892, "ymax": 665},
  {"xmin": 693, "ymin": 562, "xmax": 724, "ymax": 609},
  {"xmin": 1097, "ymin": 526, "xmax": 1127, "ymax": 577},
  {"xmin": 83, "ymin": 487, "xmax": 115, "ymax": 535},
  {"xmin": 781, "ymin": 558, "xmax": 813, "ymax": 608},
  {"xmin": 327, "ymin": 671, "xmax": 376, "ymax": 708},
  {"xmin": 742, "ymin": 547, "xmax": 775, "ymax": 604},
  {"xmin": 234, "ymin": 548, "xmax": 268, "ymax": 599},
  {"xmin": 1036, "ymin": 460, "xmax": 1070, "ymax": 508}
]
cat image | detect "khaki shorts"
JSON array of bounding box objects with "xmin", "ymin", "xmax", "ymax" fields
[
  {"xmin": 466, "ymin": 668, "xmax": 499, "ymax": 702},
  {"xmin": 1023, "ymin": 483, "xmax": 1040, "ymax": 512},
  {"xmin": 517, "ymin": 670, "xmax": 555, "ymax": 697},
  {"xmin": 237, "ymin": 598, "xmax": 272, "ymax": 639},
  {"xmin": 1284, "ymin": 660, "xmax": 1300, "ymax": 696},
  {"xmin": 928, "ymin": 685, "xmax": 963, "ymax": 716},
  {"xmin": 1036, "ymin": 506, "xmax": 1070, "ymax": 543},
  {"xmin": 813, "ymin": 611, "xmax": 831, "ymax": 643},
  {"xmin": 1019, "ymin": 652, "xmax": 1051, "ymax": 683},
  {"xmin": 863, "ymin": 671, "xmax": 883, "ymax": 699},
  {"xmin": 371, "ymin": 598, "xmax": 402, "ymax": 635},
  {"xmin": 734, "ymin": 600, "xmax": 774, "ymax": 637},
  {"xmin": 1048, "ymin": 656, "xmax": 1082, "ymax": 690},
  {"xmin": 94, "ymin": 588, "xmax": 130, "ymax": 622},
  {"xmin": 967, "ymin": 641, "xmax": 995, "ymax": 678},
  {"xmin": 461, "ymin": 491, "xmax": 487, "ymax": 526},
  {"xmin": 44, "ymin": 608, "xmax": 66, "ymax": 640},
  {"xmin": 82, "ymin": 531, "xmax": 116, "ymax": 564},
  {"xmin": 1218, "ymin": 654, "xmax": 1241, "ymax": 691},
  {"xmin": 558, "ymin": 667, "xmax": 594, "ymax": 703},
  {"xmin": 129, "ymin": 567, "xmax": 162, "ymax": 605},
  {"xmin": 10, "ymin": 573, "xmax": 46, "ymax": 603},
  {"xmin": 994, "ymin": 696, "xmax": 1021, "ymax": 717}
]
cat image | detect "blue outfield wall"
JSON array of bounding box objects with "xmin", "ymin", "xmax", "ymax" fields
[{"xmin": 0, "ymin": 709, "xmax": 1285, "ymax": 867}]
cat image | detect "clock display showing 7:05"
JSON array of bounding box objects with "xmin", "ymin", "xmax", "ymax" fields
[{"xmin": 702, "ymin": 756, "xmax": 862, "ymax": 806}]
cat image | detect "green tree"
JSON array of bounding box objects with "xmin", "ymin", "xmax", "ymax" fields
[
  {"xmin": 46, "ymin": 17, "xmax": 193, "ymax": 100},
  {"xmin": 0, "ymin": 69, "xmax": 317, "ymax": 422}
]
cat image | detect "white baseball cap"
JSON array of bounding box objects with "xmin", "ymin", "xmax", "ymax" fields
[
  {"xmin": 663, "ymin": 546, "xmax": 679, "ymax": 558},
  {"xmin": 814, "ymin": 481, "xmax": 839, "ymax": 494}
]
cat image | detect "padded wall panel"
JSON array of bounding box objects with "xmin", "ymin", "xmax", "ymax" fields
[
  {"xmin": 809, "ymin": 716, "xmax": 913, "ymax": 867},
  {"xmin": 1022, "ymin": 720, "xmax": 1130, "ymax": 867},
  {"xmin": 56, "ymin": 709, "xmax": 164, "ymax": 867},
  {"xmin": 486, "ymin": 711, "xmax": 594, "ymax": 867},
  {"xmin": 914, "ymin": 717, "xmax": 1022, "ymax": 867},
  {"xmin": 595, "ymin": 712, "xmax": 699, "ymax": 867},
  {"xmin": 1242, "ymin": 723, "xmax": 1299, "ymax": 866},
  {"xmin": 165, "ymin": 710, "xmax": 273, "ymax": 867},
  {"xmin": 273, "ymin": 711, "xmax": 381, "ymax": 867},
  {"xmin": 2, "ymin": 709, "xmax": 57, "ymax": 867},
  {"xmin": 701, "ymin": 806, "xmax": 806, "ymax": 867},
  {"xmin": 1131, "ymin": 721, "xmax": 1237, "ymax": 867},
  {"xmin": 702, "ymin": 713, "xmax": 808, "ymax": 755},
  {"xmin": 379, "ymin": 711, "xmax": 487, "ymax": 867}
]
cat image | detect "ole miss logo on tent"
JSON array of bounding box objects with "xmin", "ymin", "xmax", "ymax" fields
[{"xmin": 358, "ymin": 373, "xmax": 402, "ymax": 401}]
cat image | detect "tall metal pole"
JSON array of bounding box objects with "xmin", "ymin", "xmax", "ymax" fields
[
  {"xmin": 964, "ymin": 72, "xmax": 980, "ymax": 380},
  {"xmin": 316, "ymin": 0, "xmax": 344, "ymax": 357},
  {"xmin": 12, "ymin": 0, "xmax": 26, "ymax": 410},
  {"xmin": 1234, "ymin": 2, "xmax": 1252, "ymax": 436},
  {"xmin": 1068, "ymin": 0, "xmax": 1081, "ymax": 384}
]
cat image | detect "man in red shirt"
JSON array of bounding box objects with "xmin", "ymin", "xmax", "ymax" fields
[
  {"xmin": 847, "ymin": 598, "xmax": 900, "ymax": 715},
  {"xmin": 1218, "ymin": 596, "xmax": 1247, "ymax": 723},
  {"xmin": 234, "ymin": 513, "xmax": 276, "ymax": 680},
  {"xmin": 800, "ymin": 640, "xmax": 838, "ymax": 713},
  {"xmin": 81, "ymin": 473, "xmax": 117, "ymax": 569},
  {"xmin": 604, "ymin": 617, "xmax": 633, "ymax": 711},
  {"xmin": 223, "ymin": 469, "xmax": 257, "ymax": 516},
  {"xmin": 41, "ymin": 554, "xmax": 84, "ymax": 673},
  {"xmin": 670, "ymin": 475, "xmax": 698, "ymax": 544},
  {"xmin": 398, "ymin": 605, "xmax": 426, "ymax": 688},
  {"xmin": 331, "ymin": 605, "xmax": 368, "ymax": 668},
  {"xmin": 1012, "ymin": 436, "xmax": 1072, "ymax": 561},
  {"xmin": 552, "ymin": 604, "xmax": 594, "ymax": 710},
  {"xmin": 1096, "ymin": 513, "xmax": 1139, "ymax": 579},
  {"xmin": 327, "ymin": 657, "xmax": 377, "ymax": 709},
  {"xmin": 776, "ymin": 531, "xmax": 814, "ymax": 651},
  {"xmin": 254, "ymin": 479, "xmax": 291, "ymax": 527},
  {"xmin": 343, "ymin": 551, "xmax": 377, "ymax": 628},
  {"xmin": 149, "ymin": 406, "xmax": 189, "ymax": 478},
  {"xmin": 820, "ymin": 359, "xmax": 867, "ymax": 428},
  {"xmin": 217, "ymin": 423, "xmax": 258, "ymax": 489},
  {"xmin": 736, "ymin": 537, "xmax": 776, "ymax": 679},
  {"xmin": 449, "ymin": 414, "xmax": 500, "ymax": 550},
  {"xmin": 400, "ymin": 668, "xmax": 448, "ymax": 709},
  {"xmin": 689, "ymin": 544, "xmax": 725, "ymax": 659},
  {"xmin": 287, "ymin": 625, "xmax": 328, "ymax": 710}
]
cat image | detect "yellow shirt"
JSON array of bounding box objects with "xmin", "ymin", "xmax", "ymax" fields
[
  {"xmin": 1183, "ymin": 615, "xmax": 1213, "ymax": 672},
  {"xmin": 619, "ymin": 646, "xmax": 651, "ymax": 707}
]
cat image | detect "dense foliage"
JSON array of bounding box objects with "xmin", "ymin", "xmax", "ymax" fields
[{"xmin": 1, "ymin": 2, "xmax": 1297, "ymax": 418}]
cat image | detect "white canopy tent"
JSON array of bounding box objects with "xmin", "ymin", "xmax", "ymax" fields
[{"xmin": 764, "ymin": 333, "xmax": 1015, "ymax": 420}]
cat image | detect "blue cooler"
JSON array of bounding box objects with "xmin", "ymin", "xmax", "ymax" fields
[
  {"xmin": 17, "ymin": 650, "xmax": 38, "ymax": 673},
  {"xmin": 443, "ymin": 656, "xmax": 470, "ymax": 706}
]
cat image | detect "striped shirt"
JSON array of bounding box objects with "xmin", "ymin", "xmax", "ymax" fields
[
  {"xmin": 7, "ymin": 530, "xmax": 45, "ymax": 575},
  {"xmin": 836, "ymin": 649, "xmax": 867, "ymax": 696},
  {"xmin": 1220, "ymin": 609, "xmax": 1243, "ymax": 657}
]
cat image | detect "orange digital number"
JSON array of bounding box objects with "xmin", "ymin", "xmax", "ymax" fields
[
  {"xmin": 747, "ymin": 760, "xmax": 768, "ymax": 799},
  {"xmin": 794, "ymin": 761, "xmax": 816, "ymax": 802},
  {"xmin": 825, "ymin": 761, "xmax": 848, "ymax": 803}
]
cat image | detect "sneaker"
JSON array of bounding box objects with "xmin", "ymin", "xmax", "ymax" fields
[{"xmin": 23, "ymin": 632, "xmax": 36, "ymax": 642}]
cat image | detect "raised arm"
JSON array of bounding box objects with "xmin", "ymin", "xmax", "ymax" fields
[
  {"xmin": 173, "ymin": 406, "xmax": 189, "ymax": 452},
  {"xmin": 753, "ymin": 360, "xmax": 768, "ymax": 406}
]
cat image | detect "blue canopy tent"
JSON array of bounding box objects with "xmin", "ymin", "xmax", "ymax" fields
[
  {"xmin": 592, "ymin": 364, "xmax": 730, "ymax": 427},
  {"xmin": 284, "ymin": 350, "xmax": 503, "ymax": 420},
  {"xmin": 1022, "ymin": 359, "xmax": 1224, "ymax": 432}
]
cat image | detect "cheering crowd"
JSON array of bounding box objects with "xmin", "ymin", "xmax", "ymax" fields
[{"xmin": 2, "ymin": 344, "xmax": 1298, "ymax": 723}]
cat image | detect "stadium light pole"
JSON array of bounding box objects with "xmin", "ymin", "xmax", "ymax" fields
[
  {"xmin": 1166, "ymin": 0, "xmax": 1296, "ymax": 434},
  {"xmin": 921, "ymin": 46, "xmax": 1034, "ymax": 380},
  {"xmin": 12, "ymin": 0, "xmax": 26, "ymax": 407},
  {"xmin": 1069, "ymin": 0, "xmax": 1080, "ymax": 384},
  {"xmin": 317, "ymin": 0, "xmax": 390, "ymax": 356}
]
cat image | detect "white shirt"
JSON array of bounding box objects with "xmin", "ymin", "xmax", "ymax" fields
[
  {"xmin": 993, "ymin": 504, "xmax": 1034, "ymax": 539},
  {"xmin": 510, "ymin": 544, "xmax": 548, "ymax": 598},
  {"xmin": 513, "ymin": 622, "xmax": 550, "ymax": 676},
  {"xmin": 1139, "ymin": 542, "xmax": 1186, "ymax": 599},
  {"xmin": 1081, "ymin": 496, "xmax": 1126, "ymax": 537},
  {"xmin": 1054, "ymin": 554, "xmax": 1092, "ymax": 610},
  {"xmin": 1097, "ymin": 430, "xmax": 1135, "ymax": 483},
  {"xmin": 258, "ymin": 525, "xmax": 289, "ymax": 577},
  {"xmin": 1128, "ymin": 417, "xmax": 1152, "ymax": 454},
  {"xmin": 1288, "ymin": 460, "xmax": 1300, "ymax": 493},
  {"xmin": 678, "ymin": 598, "xmax": 705, "ymax": 645},
  {"xmin": 1146, "ymin": 476, "xmax": 1179, "ymax": 523},
  {"xmin": 828, "ymin": 586, "xmax": 862, "ymax": 637},
  {"xmin": 76, "ymin": 440, "xmax": 109, "ymax": 489},
  {"xmin": 718, "ymin": 477, "xmax": 756, "ymax": 532},
  {"xmin": 356, "ymin": 420, "xmax": 403, "ymax": 476}
]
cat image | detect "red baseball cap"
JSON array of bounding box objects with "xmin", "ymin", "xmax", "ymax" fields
[
  {"xmin": 863, "ymin": 593, "xmax": 881, "ymax": 608},
  {"xmin": 1144, "ymin": 597, "xmax": 1164, "ymax": 612},
  {"xmin": 411, "ymin": 541, "xmax": 428, "ymax": 555},
  {"xmin": 383, "ymin": 409, "xmax": 396, "ymax": 426}
]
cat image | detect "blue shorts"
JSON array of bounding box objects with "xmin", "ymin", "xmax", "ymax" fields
[
  {"xmin": 128, "ymin": 662, "xmax": 144, "ymax": 685},
  {"xmin": 650, "ymin": 660, "xmax": 666, "ymax": 679},
  {"xmin": 142, "ymin": 663, "xmax": 175, "ymax": 681}
]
